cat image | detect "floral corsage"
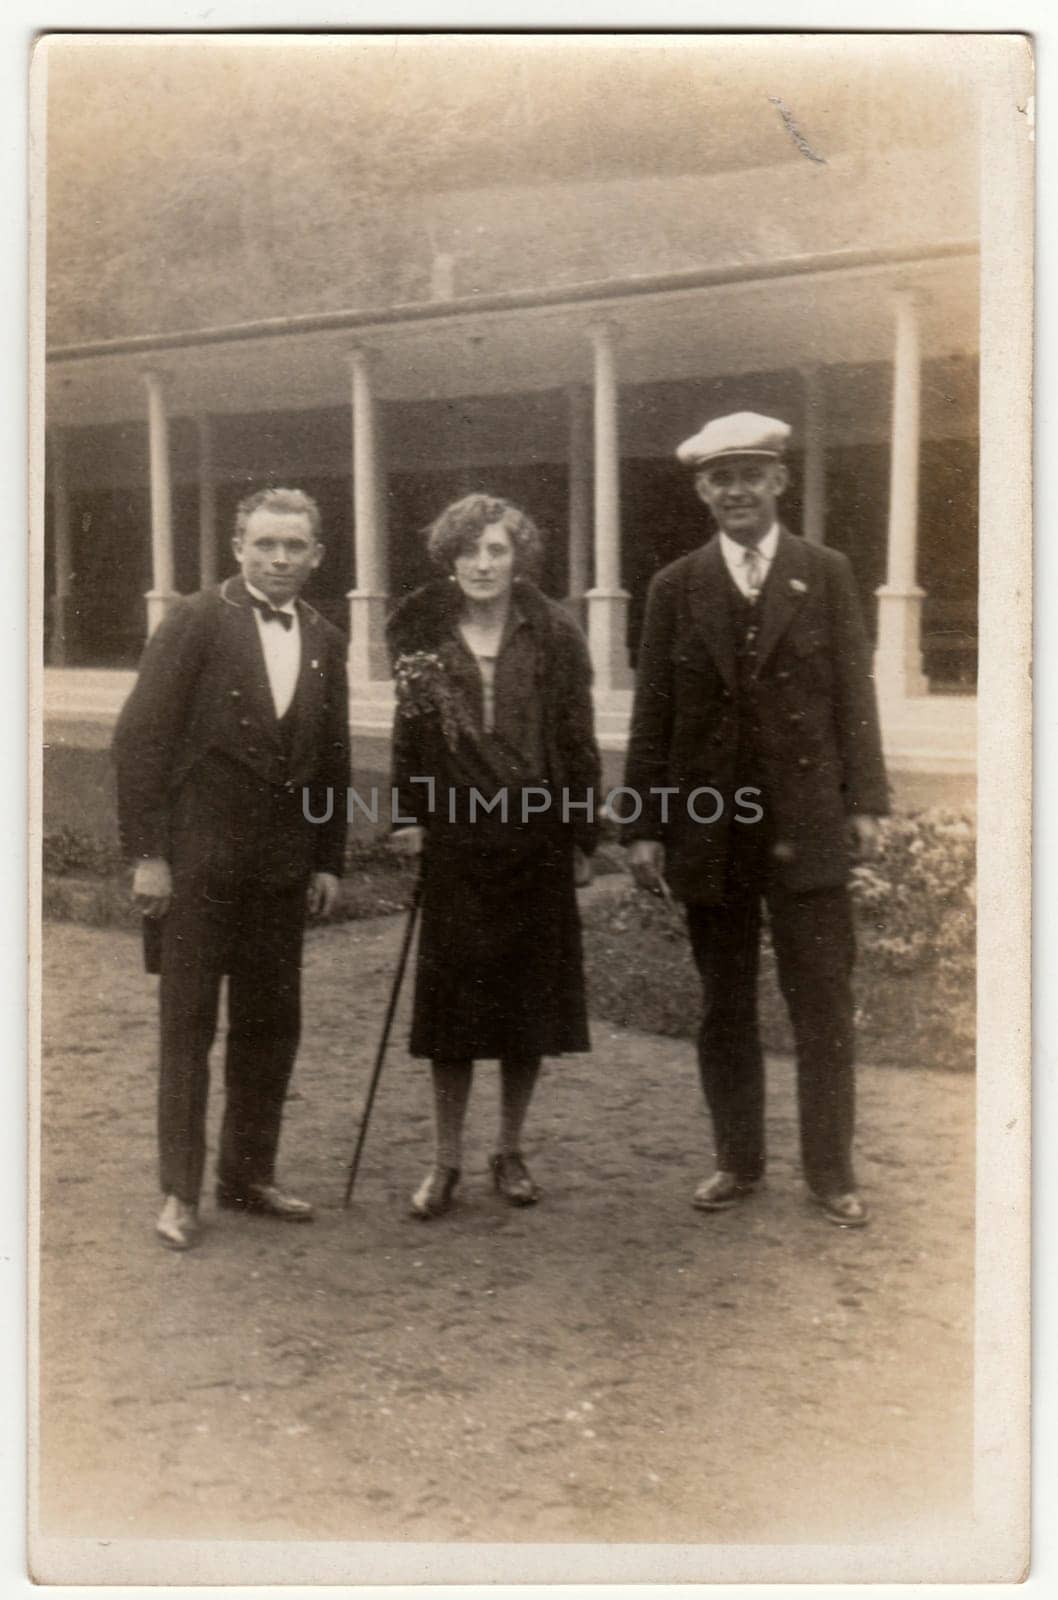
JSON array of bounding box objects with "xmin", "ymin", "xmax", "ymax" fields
[{"xmin": 393, "ymin": 650, "xmax": 475, "ymax": 753}]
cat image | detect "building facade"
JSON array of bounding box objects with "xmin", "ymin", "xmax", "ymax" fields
[{"xmin": 43, "ymin": 50, "xmax": 980, "ymax": 771}]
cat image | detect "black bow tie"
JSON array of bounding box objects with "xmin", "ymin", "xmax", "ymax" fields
[{"xmin": 248, "ymin": 594, "xmax": 294, "ymax": 631}]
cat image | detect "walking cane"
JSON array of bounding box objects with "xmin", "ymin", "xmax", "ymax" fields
[{"xmin": 342, "ymin": 870, "xmax": 424, "ymax": 1207}]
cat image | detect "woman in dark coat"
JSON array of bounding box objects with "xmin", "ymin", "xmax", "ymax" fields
[{"xmin": 387, "ymin": 493, "xmax": 601, "ymax": 1219}]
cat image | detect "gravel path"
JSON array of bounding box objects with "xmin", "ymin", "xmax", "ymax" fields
[{"xmin": 38, "ymin": 917, "xmax": 974, "ymax": 1548}]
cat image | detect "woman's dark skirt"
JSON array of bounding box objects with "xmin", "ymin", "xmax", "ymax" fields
[{"xmin": 408, "ymin": 797, "xmax": 590, "ymax": 1062}]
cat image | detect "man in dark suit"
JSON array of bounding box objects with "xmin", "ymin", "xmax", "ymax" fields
[
  {"xmin": 623, "ymin": 413, "xmax": 889, "ymax": 1227},
  {"xmin": 114, "ymin": 487, "xmax": 351, "ymax": 1250}
]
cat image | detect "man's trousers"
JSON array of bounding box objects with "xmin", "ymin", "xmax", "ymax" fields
[
  {"xmin": 684, "ymin": 875, "xmax": 857, "ymax": 1197},
  {"xmin": 157, "ymin": 879, "xmax": 307, "ymax": 1205}
]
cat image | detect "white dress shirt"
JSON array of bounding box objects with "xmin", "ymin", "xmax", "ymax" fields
[
  {"xmin": 246, "ymin": 582, "xmax": 301, "ymax": 718},
  {"xmin": 719, "ymin": 522, "xmax": 780, "ymax": 600}
]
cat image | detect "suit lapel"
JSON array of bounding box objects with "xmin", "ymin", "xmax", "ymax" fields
[
  {"xmin": 286, "ymin": 603, "xmax": 325, "ymax": 774},
  {"xmin": 753, "ymin": 527, "xmax": 810, "ymax": 674},
  {"xmin": 686, "ymin": 538, "xmax": 737, "ymax": 692}
]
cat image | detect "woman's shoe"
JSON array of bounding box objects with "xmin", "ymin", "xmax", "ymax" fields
[
  {"xmin": 410, "ymin": 1166, "xmax": 461, "ymax": 1219},
  {"xmin": 490, "ymin": 1151, "xmax": 540, "ymax": 1206}
]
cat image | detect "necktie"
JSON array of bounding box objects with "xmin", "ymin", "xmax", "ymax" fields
[
  {"xmin": 742, "ymin": 545, "xmax": 764, "ymax": 602},
  {"xmin": 248, "ymin": 594, "xmax": 294, "ymax": 631}
]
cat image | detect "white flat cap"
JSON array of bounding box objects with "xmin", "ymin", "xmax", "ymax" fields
[{"xmin": 676, "ymin": 411, "xmax": 792, "ymax": 468}]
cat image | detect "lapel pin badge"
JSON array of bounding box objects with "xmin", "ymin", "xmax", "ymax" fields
[
  {"xmin": 311, "ymin": 659, "xmax": 319, "ymax": 670},
  {"xmin": 789, "ymin": 578, "xmax": 808, "ymax": 594}
]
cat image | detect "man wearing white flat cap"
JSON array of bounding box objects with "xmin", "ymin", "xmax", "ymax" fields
[{"xmin": 623, "ymin": 411, "xmax": 889, "ymax": 1227}]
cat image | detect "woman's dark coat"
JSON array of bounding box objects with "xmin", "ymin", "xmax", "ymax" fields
[{"xmin": 387, "ymin": 577, "xmax": 601, "ymax": 1062}]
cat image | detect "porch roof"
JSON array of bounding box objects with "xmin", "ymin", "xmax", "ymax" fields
[{"xmin": 46, "ymin": 241, "xmax": 979, "ymax": 431}]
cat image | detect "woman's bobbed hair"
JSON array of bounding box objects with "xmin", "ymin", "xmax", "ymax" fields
[{"xmin": 425, "ymin": 493, "xmax": 544, "ymax": 578}]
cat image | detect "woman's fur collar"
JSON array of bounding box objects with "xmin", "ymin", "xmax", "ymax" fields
[{"xmin": 386, "ymin": 576, "xmax": 557, "ymax": 661}]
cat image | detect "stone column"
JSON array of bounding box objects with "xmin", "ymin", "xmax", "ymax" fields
[
  {"xmin": 47, "ymin": 426, "xmax": 74, "ymax": 665},
  {"xmin": 565, "ymin": 383, "xmax": 592, "ymax": 619},
  {"xmin": 196, "ymin": 414, "xmax": 219, "ymax": 589},
  {"xmin": 800, "ymin": 364, "xmax": 826, "ymax": 545},
  {"xmin": 347, "ymin": 348, "xmax": 390, "ymax": 685},
  {"xmin": 584, "ymin": 322, "xmax": 631, "ymax": 691},
  {"xmin": 143, "ymin": 370, "xmax": 178, "ymax": 634},
  {"xmin": 874, "ymin": 291, "xmax": 928, "ymax": 699}
]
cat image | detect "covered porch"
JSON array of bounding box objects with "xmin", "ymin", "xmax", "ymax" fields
[{"xmin": 44, "ymin": 240, "xmax": 979, "ymax": 772}]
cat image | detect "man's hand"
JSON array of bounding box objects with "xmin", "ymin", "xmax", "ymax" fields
[
  {"xmin": 133, "ymin": 857, "xmax": 172, "ymax": 918},
  {"xmin": 847, "ymin": 815, "xmax": 882, "ymax": 860},
  {"xmin": 573, "ymin": 846, "xmax": 593, "ymax": 888},
  {"xmin": 629, "ymin": 839, "xmax": 666, "ymax": 892},
  {"xmin": 307, "ymin": 872, "xmax": 341, "ymax": 918},
  {"xmin": 388, "ymin": 825, "xmax": 426, "ymax": 858}
]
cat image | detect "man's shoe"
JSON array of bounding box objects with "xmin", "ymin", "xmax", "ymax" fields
[
  {"xmin": 216, "ymin": 1182, "xmax": 315, "ymax": 1221},
  {"xmin": 812, "ymin": 1190, "xmax": 870, "ymax": 1228},
  {"xmin": 692, "ymin": 1170, "xmax": 759, "ymax": 1211},
  {"xmin": 156, "ymin": 1194, "xmax": 199, "ymax": 1250}
]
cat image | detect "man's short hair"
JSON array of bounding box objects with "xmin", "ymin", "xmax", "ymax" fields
[
  {"xmin": 235, "ymin": 487, "xmax": 322, "ymax": 543},
  {"xmin": 426, "ymin": 492, "xmax": 544, "ymax": 576}
]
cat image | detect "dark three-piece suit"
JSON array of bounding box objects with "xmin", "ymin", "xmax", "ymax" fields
[
  {"xmin": 113, "ymin": 576, "xmax": 350, "ymax": 1205},
  {"xmin": 623, "ymin": 528, "xmax": 890, "ymax": 1194}
]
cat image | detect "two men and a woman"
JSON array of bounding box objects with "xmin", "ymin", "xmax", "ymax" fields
[{"xmin": 112, "ymin": 410, "xmax": 887, "ymax": 1252}]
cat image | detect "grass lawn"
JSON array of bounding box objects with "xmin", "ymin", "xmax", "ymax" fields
[
  {"xmin": 42, "ymin": 739, "xmax": 974, "ymax": 1076},
  {"xmin": 579, "ymin": 887, "xmax": 974, "ymax": 1074},
  {"xmin": 43, "ymin": 852, "xmax": 974, "ymax": 1076}
]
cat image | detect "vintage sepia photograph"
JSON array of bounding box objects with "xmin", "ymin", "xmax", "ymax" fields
[{"xmin": 29, "ymin": 29, "xmax": 1032, "ymax": 1586}]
